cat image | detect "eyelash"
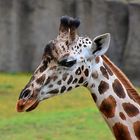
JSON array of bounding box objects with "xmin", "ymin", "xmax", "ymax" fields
[{"xmin": 58, "ymin": 59, "xmax": 76, "ymax": 67}]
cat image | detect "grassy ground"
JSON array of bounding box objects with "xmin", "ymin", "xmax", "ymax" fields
[{"xmin": 0, "ymin": 73, "xmax": 115, "ymax": 140}]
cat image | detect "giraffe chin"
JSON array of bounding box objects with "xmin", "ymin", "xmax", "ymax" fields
[{"xmin": 16, "ymin": 99, "xmax": 39, "ymax": 112}]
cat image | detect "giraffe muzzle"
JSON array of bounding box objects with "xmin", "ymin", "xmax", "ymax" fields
[
  {"xmin": 16, "ymin": 98, "xmax": 39, "ymax": 112},
  {"xmin": 16, "ymin": 90, "xmax": 39, "ymax": 112}
]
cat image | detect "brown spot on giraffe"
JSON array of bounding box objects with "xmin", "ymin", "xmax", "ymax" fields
[
  {"xmin": 98, "ymin": 80, "xmax": 109, "ymax": 94},
  {"xmin": 73, "ymin": 78, "xmax": 78, "ymax": 84},
  {"xmin": 100, "ymin": 95, "xmax": 116, "ymax": 118},
  {"xmin": 60, "ymin": 86, "xmax": 66, "ymax": 93},
  {"xmin": 83, "ymin": 81, "xmax": 88, "ymax": 87},
  {"xmin": 122, "ymin": 102, "xmax": 139, "ymax": 117},
  {"xmin": 113, "ymin": 122, "xmax": 132, "ymax": 140},
  {"xmin": 65, "ymin": 40, "xmax": 69, "ymax": 45},
  {"xmin": 75, "ymin": 85, "xmax": 79, "ymax": 88},
  {"xmin": 81, "ymin": 65, "xmax": 84, "ymax": 70},
  {"xmin": 91, "ymin": 93, "xmax": 97, "ymax": 102},
  {"xmin": 62, "ymin": 73, "xmax": 69, "ymax": 81},
  {"xmin": 39, "ymin": 65, "xmax": 47, "ymax": 73},
  {"xmin": 45, "ymin": 77, "xmax": 51, "ymax": 85},
  {"xmin": 119, "ymin": 112, "xmax": 126, "ymax": 120},
  {"xmin": 92, "ymin": 71, "xmax": 98, "ymax": 79},
  {"xmin": 78, "ymin": 77, "xmax": 84, "ymax": 84},
  {"xmin": 95, "ymin": 56, "xmax": 100, "ymax": 63},
  {"xmin": 49, "ymin": 66, "xmax": 57, "ymax": 70},
  {"xmin": 67, "ymin": 75, "xmax": 73, "ymax": 84},
  {"xmin": 103, "ymin": 62, "xmax": 113, "ymax": 76},
  {"xmin": 102, "ymin": 55, "xmax": 140, "ymax": 103},
  {"xmin": 49, "ymin": 84, "xmax": 53, "ymax": 88},
  {"xmin": 133, "ymin": 121, "xmax": 140, "ymax": 139},
  {"xmin": 84, "ymin": 69, "xmax": 89, "ymax": 77},
  {"xmin": 52, "ymin": 75, "xmax": 58, "ymax": 81},
  {"xmin": 100, "ymin": 66, "xmax": 109, "ymax": 79},
  {"xmin": 112, "ymin": 79, "xmax": 126, "ymax": 98},
  {"xmin": 75, "ymin": 67, "xmax": 81, "ymax": 75},
  {"xmin": 49, "ymin": 89, "xmax": 59, "ymax": 94},
  {"xmin": 67, "ymin": 86, "xmax": 72, "ymax": 91},
  {"xmin": 57, "ymin": 80, "xmax": 62, "ymax": 85}
]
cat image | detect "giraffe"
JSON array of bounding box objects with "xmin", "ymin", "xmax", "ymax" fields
[{"xmin": 16, "ymin": 16, "xmax": 140, "ymax": 140}]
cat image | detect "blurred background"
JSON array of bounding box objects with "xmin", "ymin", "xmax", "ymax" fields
[
  {"xmin": 0, "ymin": 0, "xmax": 140, "ymax": 85},
  {"xmin": 0, "ymin": 0, "xmax": 140, "ymax": 140}
]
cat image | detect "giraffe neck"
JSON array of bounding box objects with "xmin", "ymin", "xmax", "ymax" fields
[{"xmin": 87, "ymin": 55, "xmax": 140, "ymax": 140}]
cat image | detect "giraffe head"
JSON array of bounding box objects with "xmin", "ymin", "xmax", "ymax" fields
[{"xmin": 17, "ymin": 16, "xmax": 110, "ymax": 112}]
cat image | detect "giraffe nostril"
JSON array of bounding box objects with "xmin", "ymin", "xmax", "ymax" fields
[{"xmin": 19, "ymin": 89, "xmax": 31, "ymax": 99}]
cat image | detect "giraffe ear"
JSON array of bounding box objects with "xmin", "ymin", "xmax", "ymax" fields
[{"xmin": 92, "ymin": 33, "xmax": 111, "ymax": 56}]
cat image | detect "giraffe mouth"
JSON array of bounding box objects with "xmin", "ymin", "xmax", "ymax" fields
[{"xmin": 16, "ymin": 98, "xmax": 39, "ymax": 112}]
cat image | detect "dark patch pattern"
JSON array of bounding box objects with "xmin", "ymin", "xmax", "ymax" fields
[
  {"xmin": 45, "ymin": 77, "xmax": 51, "ymax": 85},
  {"xmin": 57, "ymin": 80, "xmax": 62, "ymax": 85},
  {"xmin": 100, "ymin": 66, "xmax": 109, "ymax": 79},
  {"xmin": 65, "ymin": 40, "xmax": 68, "ymax": 45},
  {"xmin": 43, "ymin": 43, "xmax": 54, "ymax": 59},
  {"xmin": 84, "ymin": 69, "xmax": 89, "ymax": 77},
  {"xmin": 100, "ymin": 95, "xmax": 116, "ymax": 118},
  {"xmin": 103, "ymin": 62, "xmax": 113, "ymax": 76},
  {"xmin": 78, "ymin": 77, "xmax": 84, "ymax": 84},
  {"xmin": 133, "ymin": 121, "xmax": 140, "ymax": 139},
  {"xmin": 122, "ymin": 102, "xmax": 139, "ymax": 117},
  {"xmin": 62, "ymin": 73, "xmax": 69, "ymax": 81},
  {"xmin": 48, "ymin": 84, "xmax": 53, "ymax": 88},
  {"xmin": 60, "ymin": 86, "xmax": 66, "ymax": 93},
  {"xmin": 49, "ymin": 66, "xmax": 57, "ymax": 70},
  {"xmin": 75, "ymin": 85, "xmax": 79, "ymax": 88},
  {"xmin": 91, "ymin": 93, "xmax": 97, "ymax": 102},
  {"xmin": 95, "ymin": 56, "xmax": 100, "ymax": 63},
  {"xmin": 73, "ymin": 78, "xmax": 78, "ymax": 84},
  {"xmin": 113, "ymin": 123, "xmax": 132, "ymax": 140},
  {"xmin": 81, "ymin": 65, "xmax": 84, "ymax": 70},
  {"xmin": 83, "ymin": 81, "xmax": 88, "ymax": 87},
  {"xmin": 98, "ymin": 80, "xmax": 109, "ymax": 94},
  {"xmin": 67, "ymin": 75, "xmax": 73, "ymax": 84},
  {"xmin": 52, "ymin": 75, "xmax": 58, "ymax": 81},
  {"xmin": 119, "ymin": 112, "xmax": 126, "ymax": 120},
  {"xmin": 67, "ymin": 86, "xmax": 72, "ymax": 91},
  {"xmin": 75, "ymin": 67, "xmax": 81, "ymax": 75},
  {"xmin": 92, "ymin": 71, "xmax": 98, "ymax": 79},
  {"xmin": 39, "ymin": 65, "xmax": 47, "ymax": 73},
  {"xmin": 49, "ymin": 89, "xmax": 59, "ymax": 94},
  {"xmin": 112, "ymin": 79, "xmax": 126, "ymax": 98}
]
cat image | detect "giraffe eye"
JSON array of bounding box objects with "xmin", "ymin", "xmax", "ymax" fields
[{"xmin": 58, "ymin": 59, "xmax": 76, "ymax": 67}]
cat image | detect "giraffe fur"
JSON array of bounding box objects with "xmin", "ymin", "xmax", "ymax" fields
[{"xmin": 16, "ymin": 16, "xmax": 140, "ymax": 140}]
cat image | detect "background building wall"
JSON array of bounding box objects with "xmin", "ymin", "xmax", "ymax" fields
[{"xmin": 0, "ymin": 0, "xmax": 140, "ymax": 85}]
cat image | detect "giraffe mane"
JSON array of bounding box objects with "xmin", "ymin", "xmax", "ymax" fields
[{"xmin": 102, "ymin": 55, "xmax": 140, "ymax": 105}]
